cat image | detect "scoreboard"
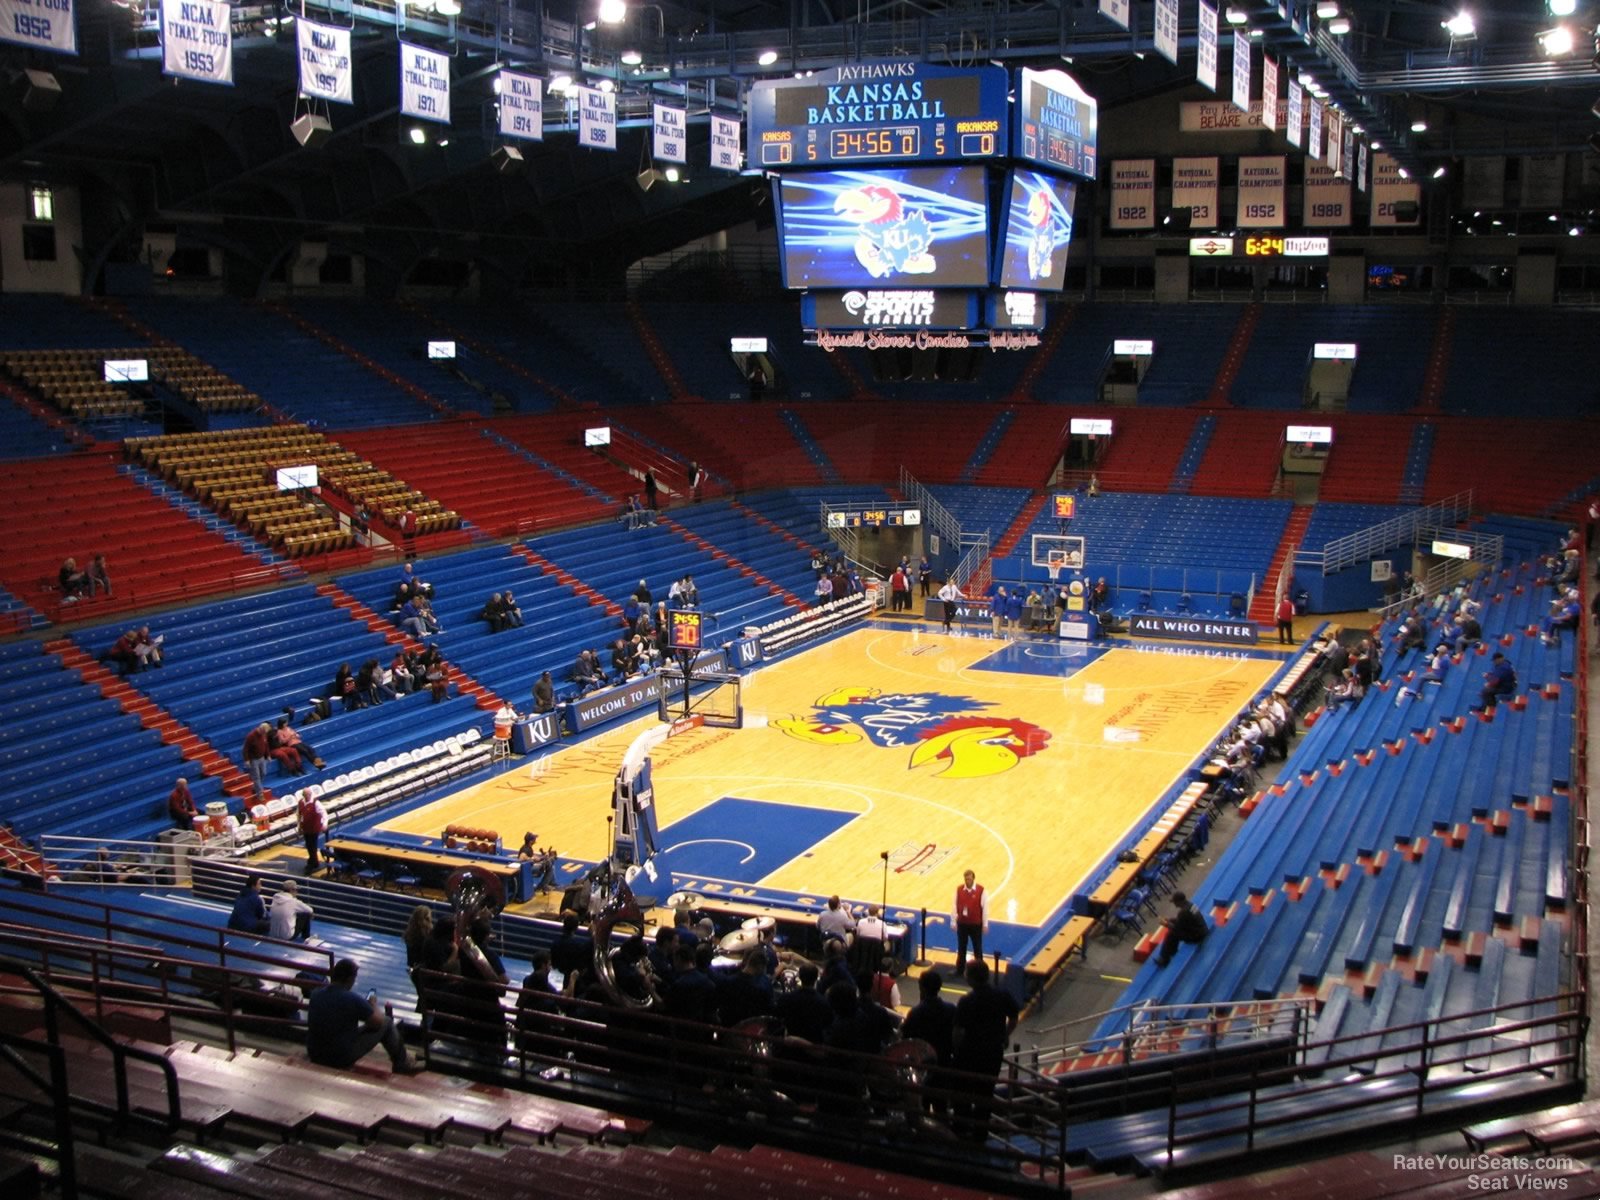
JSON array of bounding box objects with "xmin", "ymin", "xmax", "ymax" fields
[
  {"xmin": 748, "ymin": 62, "xmax": 1009, "ymax": 168},
  {"xmin": 667, "ymin": 609, "xmax": 703, "ymax": 652},
  {"xmin": 1014, "ymin": 68, "xmax": 1099, "ymax": 182},
  {"xmin": 826, "ymin": 508, "xmax": 922, "ymax": 528}
]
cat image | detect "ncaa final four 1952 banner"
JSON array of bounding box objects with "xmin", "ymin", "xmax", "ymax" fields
[
  {"xmin": 162, "ymin": 0, "xmax": 232, "ymax": 85},
  {"xmin": 1, "ymin": 0, "xmax": 76, "ymax": 54},
  {"xmin": 1236, "ymin": 155, "xmax": 1285, "ymax": 227},
  {"xmin": 400, "ymin": 43, "xmax": 450, "ymax": 124},
  {"xmin": 499, "ymin": 70, "xmax": 543, "ymax": 142},
  {"xmin": 297, "ymin": 20, "xmax": 352, "ymax": 105}
]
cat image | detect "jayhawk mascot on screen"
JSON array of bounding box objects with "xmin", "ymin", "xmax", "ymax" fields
[
  {"xmin": 1025, "ymin": 186, "xmax": 1057, "ymax": 283},
  {"xmin": 834, "ymin": 183, "xmax": 937, "ymax": 279}
]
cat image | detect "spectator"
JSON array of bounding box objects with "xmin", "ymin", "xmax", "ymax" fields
[
  {"xmin": 514, "ymin": 949, "xmax": 566, "ymax": 1063},
  {"xmin": 815, "ymin": 573, "xmax": 833, "ymax": 605},
  {"xmin": 774, "ymin": 963, "xmax": 831, "ymax": 1042},
  {"xmin": 571, "ymin": 648, "xmax": 603, "ymax": 695},
  {"xmin": 719, "ymin": 950, "xmax": 775, "ymax": 1026},
  {"xmin": 900, "ymin": 969, "xmax": 956, "ymax": 1114},
  {"xmin": 354, "ymin": 659, "xmax": 387, "ymax": 708},
  {"xmin": 397, "ymin": 508, "xmax": 418, "ymax": 559},
  {"xmin": 480, "ymin": 592, "xmax": 510, "ymax": 633},
  {"xmin": 1542, "ymin": 589, "xmax": 1581, "ymax": 646},
  {"xmin": 1454, "ymin": 611, "xmax": 1483, "ymax": 653},
  {"xmin": 389, "ymin": 650, "xmax": 416, "ymax": 696},
  {"xmin": 688, "ymin": 461, "xmax": 705, "ymax": 502},
  {"xmin": 227, "ymin": 876, "xmax": 269, "ymax": 934},
  {"xmin": 274, "ymin": 716, "xmax": 325, "ymax": 772},
  {"xmin": 918, "ymin": 556, "xmax": 933, "ymax": 598},
  {"xmin": 1090, "ymin": 577, "xmax": 1110, "ymax": 613},
  {"xmin": 610, "ymin": 638, "xmax": 633, "ymax": 684},
  {"xmin": 1324, "ymin": 667, "xmax": 1366, "ymax": 712},
  {"xmin": 168, "ymin": 776, "xmax": 197, "ymax": 828},
  {"xmin": 1394, "ymin": 609, "xmax": 1428, "ymax": 658},
  {"xmin": 634, "ymin": 579, "xmax": 652, "ymax": 606},
  {"xmin": 1275, "ymin": 593, "xmax": 1295, "ymax": 645},
  {"xmin": 937, "ymin": 579, "xmax": 961, "ymax": 634},
  {"xmin": 1397, "ymin": 644, "xmax": 1451, "ymax": 704},
  {"xmin": 1155, "ymin": 891, "xmax": 1210, "ymax": 967},
  {"xmin": 58, "ymin": 557, "xmax": 89, "ymax": 600},
  {"xmin": 989, "ymin": 587, "xmax": 1006, "ymax": 637},
  {"xmin": 501, "ymin": 591, "xmax": 523, "ymax": 628},
  {"xmin": 100, "ymin": 629, "xmax": 141, "ymax": 675},
  {"xmin": 399, "ymin": 594, "xmax": 442, "ymax": 638},
  {"xmin": 531, "ymin": 671, "xmax": 556, "ymax": 713},
  {"xmin": 1481, "ymin": 652, "xmax": 1517, "ymax": 711},
  {"xmin": 644, "ymin": 469, "xmax": 658, "ymax": 510},
  {"xmin": 306, "ymin": 958, "xmax": 419, "ymax": 1074},
  {"xmin": 242, "ymin": 722, "xmax": 272, "ymax": 800},
  {"xmin": 331, "ymin": 663, "xmax": 359, "ymax": 712},
  {"xmin": 402, "ymin": 905, "xmax": 434, "ymax": 995},
  {"xmin": 818, "ymin": 938, "xmax": 855, "ymax": 996},
  {"xmin": 951, "ymin": 960, "xmax": 1019, "ymax": 1143},
  {"xmin": 298, "ymin": 790, "xmax": 328, "ymax": 875},
  {"xmin": 867, "ymin": 956, "xmax": 901, "ymax": 1009},
  {"xmin": 269, "ymin": 879, "xmax": 314, "ymax": 941},
  {"xmin": 425, "ymin": 652, "xmax": 450, "ymax": 703},
  {"xmin": 550, "ymin": 911, "xmax": 594, "ymax": 991},
  {"xmin": 817, "ymin": 895, "xmax": 856, "ymax": 946},
  {"xmin": 85, "ymin": 553, "xmax": 113, "ymax": 597},
  {"xmin": 889, "ymin": 564, "xmax": 911, "ymax": 612},
  {"xmin": 681, "ymin": 576, "xmax": 699, "ymax": 608},
  {"xmin": 132, "ymin": 627, "xmax": 165, "ymax": 670}
]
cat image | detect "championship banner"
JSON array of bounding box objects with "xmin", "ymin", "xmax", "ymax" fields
[
  {"xmin": 399, "ymin": 42, "xmax": 450, "ymax": 124},
  {"xmin": 296, "ymin": 20, "xmax": 352, "ymax": 106},
  {"xmin": 1462, "ymin": 156, "xmax": 1505, "ymax": 209},
  {"xmin": 1285, "ymin": 80, "xmax": 1303, "ymax": 148},
  {"xmin": 710, "ymin": 114, "xmax": 741, "ymax": 172},
  {"xmin": 1261, "ymin": 56, "xmax": 1278, "ymax": 131},
  {"xmin": 1098, "ymin": 0, "xmax": 1130, "ymax": 29},
  {"xmin": 1171, "ymin": 156, "xmax": 1219, "ymax": 228},
  {"xmin": 1236, "ymin": 154, "xmax": 1286, "ymax": 228},
  {"xmin": 1109, "ymin": 158, "xmax": 1156, "ymax": 229},
  {"xmin": 498, "ymin": 70, "xmax": 543, "ymax": 141},
  {"xmin": 1341, "ymin": 123, "xmax": 1354, "ymax": 180},
  {"xmin": 1356, "ymin": 141, "xmax": 1368, "ymax": 193},
  {"xmin": 1326, "ymin": 109, "xmax": 1341, "ymax": 174},
  {"xmin": 161, "ymin": 0, "xmax": 232, "ymax": 85},
  {"xmin": 1230, "ymin": 32, "xmax": 1251, "ymax": 114},
  {"xmin": 652, "ymin": 102, "xmax": 685, "ymax": 163},
  {"xmin": 1197, "ymin": 2, "xmax": 1219, "ymax": 91},
  {"xmin": 1307, "ymin": 96, "xmax": 1322, "ymax": 160},
  {"xmin": 1370, "ymin": 152, "xmax": 1420, "ymax": 226},
  {"xmin": 1521, "ymin": 154, "xmax": 1565, "ymax": 208},
  {"xmin": 1153, "ymin": 0, "xmax": 1180, "ymax": 64},
  {"xmin": 576, "ymin": 84, "xmax": 616, "ymax": 150},
  {"xmin": 1303, "ymin": 163, "xmax": 1352, "ymax": 227},
  {"xmin": 0, "ymin": 0, "xmax": 77, "ymax": 54}
]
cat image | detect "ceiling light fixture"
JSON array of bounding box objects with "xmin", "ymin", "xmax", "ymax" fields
[
  {"xmin": 1541, "ymin": 25, "xmax": 1575, "ymax": 55},
  {"xmin": 598, "ymin": 0, "xmax": 626, "ymax": 24},
  {"xmin": 1328, "ymin": 16, "xmax": 1350, "ymax": 34},
  {"xmin": 1549, "ymin": 0, "xmax": 1576, "ymax": 15},
  {"xmin": 1411, "ymin": 119, "xmax": 1428, "ymax": 132},
  {"xmin": 1316, "ymin": 0, "xmax": 1339, "ymax": 17},
  {"xmin": 1432, "ymin": 165, "xmax": 1446, "ymax": 178},
  {"xmin": 1225, "ymin": 6, "xmax": 1247, "ymax": 25},
  {"xmin": 621, "ymin": 49, "xmax": 642, "ymax": 65},
  {"xmin": 435, "ymin": 0, "xmax": 460, "ymax": 14},
  {"xmin": 409, "ymin": 127, "xmax": 426, "ymax": 144},
  {"xmin": 548, "ymin": 73, "xmax": 572, "ymax": 92},
  {"xmin": 665, "ymin": 166, "xmax": 680, "ymax": 182},
  {"xmin": 597, "ymin": 78, "xmax": 615, "ymax": 92},
  {"xmin": 758, "ymin": 49, "xmax": 778, "ymax": 66},
  {"xmin": 1442, "ymin": 12, "xmax": 1475, "ymax": 37}
]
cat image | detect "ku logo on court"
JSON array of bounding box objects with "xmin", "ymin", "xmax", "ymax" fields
[{"xmin": 776, "ymin": 687, "xmax": 1049, "ymax": 779}]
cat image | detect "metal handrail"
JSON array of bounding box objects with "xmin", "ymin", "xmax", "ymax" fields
[
  {"xmin": 1295, "ymin": 489, "xmax": 1475, "ymax": 576},
  {"xmin": 897, "ymin": 466, "xmax": 962, "ymax": 546}
]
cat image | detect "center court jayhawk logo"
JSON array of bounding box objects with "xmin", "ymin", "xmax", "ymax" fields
[{"xmin": 776, "ymin": 687, "xmax": 1050, "ymax": 779}]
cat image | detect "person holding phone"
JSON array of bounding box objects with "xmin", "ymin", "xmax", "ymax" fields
[{"xmin": 306, "ymin": 958, "xmax": 421, "ymax": 1074}]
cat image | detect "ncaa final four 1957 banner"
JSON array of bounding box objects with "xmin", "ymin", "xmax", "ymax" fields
[
  {"xmin": 1, "ymin": 0, "xmax": 76, "ymax": 54},
  {"xmin": 297, "ymin": 20, "xmax": 352, "ymax": 106}
]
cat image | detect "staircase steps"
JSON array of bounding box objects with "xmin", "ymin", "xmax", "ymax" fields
[
  {"xmin": 1202, "ymin": 303, "xmax": 1261, "ymax": 407},
  {"xmin": 1248, "ymin": 504, "xmax": 1314, "ymax": 625}
]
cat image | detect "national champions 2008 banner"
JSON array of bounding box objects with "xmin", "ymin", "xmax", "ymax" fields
[{"xmin": 1370, "ymin": 152, "xmax": 1421, "ymax": 226}]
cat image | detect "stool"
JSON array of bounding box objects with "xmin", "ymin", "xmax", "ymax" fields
[{"xmin": 491, "ymin": 725, "xmax": 512, "ymax": 761}]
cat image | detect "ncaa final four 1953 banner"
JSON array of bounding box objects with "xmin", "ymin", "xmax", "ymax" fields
[
  {"xmin": 1, "ymin": 0, "xmax": 76, "ymax": 54},
  {"xmin": 499, "ymin": 70, "xmax": 543, "ymax": 142},
  {"xmin": 162, "ymin": 0, "xmax": 232, "ymax": 85},
  {"xmin": 297, "ymin": 20, "xmax": 352, "ymax": 106}
]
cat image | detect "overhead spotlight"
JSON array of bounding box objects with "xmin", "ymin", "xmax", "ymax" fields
[
  {"xmin": 438, "ymin": 137, "xmax": 450, "ymax": 147},
  {"xmin": 435, "ymin": 0, "xmax": 461, "ymax": 14},
  {"xmin": 1549, "ymin": 212, "xmax": 1560, "ymax": 221},
  {"xmin": 665, "ymin": 166, "xmax": 680, "ymax": 182},
  {"xmin": 492, "ymin": 75, "xmax": 503, "ymax": 94},
  {"xmin": 1328, "ymin": 16, "xmax": 1350, "ymax": 34},
  {"xmin": 1372, "ymin": 140, "xmax": 1383, "ymax": 150},
  {"xmin": 290, "ymin": 112, "xmax": 332, "ymax": 147},
  {"xmin": 758, "ymin": 49, "xmax": 779, "ymax": 66},
  {"xmin": 1316, "ymin": 0, "xmax": 1339, "ymax": 17},
  {"xmin": 1442, "ymin": 12, "xmax": 1475, "ymax": 37},
  {"xmin": 491, "ymin": 145, "xmax": 524, "ymax": 173},
  {"xmin": 1250, "ymin": 29, "xmax": 1263, "ymax": 37},
  {"xmin": 1570, "ymin": 225, "xmax": 1583, "ymax": 236},
  {"xmin": 1298, "ymin": 71, "xmax": 1316, "ymax": 87},
  {"xmin": 1541, "ymin": 25, "xmax": 1574, "ymax": 55},
  {"xmin": 1225, "ymin": 6, "xmax": 1247, "ymax": 24},
  {"xmin": 1411, "ymin": 119, "xmax": 1428, "ymax": 132},
  {"xmin": 408, "ymin": 127, "xmax": 427, "ymax": 144},
  {"xmin": 1351, "ymin": 124, "xmax": 1364, "ymax": 134},
  {"xmin": 597, "ymin": 78, "xmax": 615, "ymax": 92},
  {"xmin": 1432, "ymin": 165, "xmax": 1447, "ymax": 178},
  {"xmin": 598, "ymin": 0, "xmax": 626, "ymax": 23},
  {"xmin": 1397, "ymin": 167, "xmax": 1410, "ymax": 179},
  {"xmin": 621, "ymin": 49, "xmax": 642, "ymax": 65},
  {"xmin": 548, "ymin": 73, "xmax": 572, "ymax": 93},
  {"xmin": 1548, "ymin": 0, "xmax": 1576, "ymax": 15},
  {"xmin": 20, "ymin": 68, "xmax": 61, "ymax": 113}
]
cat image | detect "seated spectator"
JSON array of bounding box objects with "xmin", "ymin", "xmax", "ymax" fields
[
  {"xmin": 58, "ymin": 557, "xmax": 89, "ymax": 600},
  {"xmin": 531, "ymin": 670, "xmax": 555, "ymax": 713},
  {"xmin": 818, "ymin": 938, "xmax": 855, "ymax": 996},
  {"xmin": 329, "ymin": 662, "xmax": 359, "ymax": 712},
  {"xmin": 817, "ymin": 895, "xmax": 856, "ymax": 946},
  {"xmin": 1454, "ymin": 612, "xmax": 1483, "ymax": 652},
  {"xmin": 132, "ymin": 627, "xmax": 165, "ymax": 670},
  {"xmin": 1155, "ymin": 892, "xmax": 1209, "ymax": 967},
  {"xmin": 266, "ymin": 721, "xmax": 305, "ymax": 775},
  {"xmin": 399, "ymin": 595, "xmax": 443, "ymax": 638},
  {"xmin": 424, "ymin": 652, "xmax": 450, "ymax": 703},
  {"xmin": 354, "ymin": 659, "xmax": 387, "ymax": 707},
  {"xmin": 900, "ymin": 969, "xmax": 956, "ymax": 1110},
  {"xmin": 269, "ymin": 879, "xmax": 314, "ymax": 941},
  {"xmin": 570, "ymin": 648, "xmax": 604, "ymax": 695},
  {"xmin": 87, "ymin": 554, "xmax": 113, "ymax": 597},
  {"xmin": 1324, "ymin": 668, "xmax": 1366, "ymax": 711},
  {"xmin": 633, "ymin": 579, "xmax": 652, "ymax": 606},
  {"xmin": 480, "ymin": 592, "xmax": 510, "ymax": 633},
  {"xmin": 385, "ymin": 650, "xmax": 415, "ymax": 696},
  {"xmin": 168, "ymin": 776, "xmax": 197, "ymax": 828},
  {"xmin": 867, "ymin": 956, "xmax": 901, "ymax": 1010},
  {"xmin": 549, "ymin": 911, "xmax": 594, "ymax": 990},
  {"xmin": 101, "ymin": 629, "xmax": 141, "ymax": 675},
  {"xmin": 1542, "ymin": 589, "xmax": 1581, "ymax": 646},
  {"xmin": 307, "ymin": 958, "xmax": 419, "ymax": 1074},
  {"xmin": 1393, "ymin": 609, "xmax": 1428, "ymax": 657},
  {"xmin": 397, "ymin": 562, "xmax": 433, "ymax": 600},
  {"xmin": 501, "ymin": 591, "xmax": 523, "ymax": 628},
  {"xmin": 274, "ymin": 714, "xmax": 326, "ymax": 770},
  {"xmin": 514, "ymin": 949, "xmax": 565, "ymax": 1063},
  {"xmin": 227, "ymin": 876, "xmax": 270, "ymax": 934},
  {"xmin": 610, "ymin": 638, "xmax": 633, "ymax": 684},
  {"xmin": 1396, "ymin": 644, "xmax": 1451, "ymax": 704},
  {"xmin": 775, "ymin": 963, "xmax": 831, "ymax": 1042},
  {"xmin": 1480, "ymin": 652, "xmax": 1517, "ymax": 711},
  {"xmin": 630, "ymin": 633, "xmax": 658, "ymax": 673}
]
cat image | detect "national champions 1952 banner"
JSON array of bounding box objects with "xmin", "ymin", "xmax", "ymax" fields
[{"xmin": 1235, "ymin": 155, "xmax": 1286, "ymax": 227}]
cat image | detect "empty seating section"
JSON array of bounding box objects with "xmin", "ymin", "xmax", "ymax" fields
[
  {"xmin": 1342, "ymin": 306, "xmax": 1435, "ymax": 412},
  {"xmin": 929, "ymin": 485, "xmax": 1033, "ymax": 542},
  {"xmin": 337, "ymin": 546, "xmax": 618, "ymax": 702},
  {"xmin": 967, "ymin": 406, "xmax": 1069, "ymax": 487},
  {"xmin": 643, "ymin": 301, "xmax": 776, "ymax": 402},
  {"xmin": 527, "ymin": 301, "xmax": 669, "ymax": 406},
  {"xmin": 792, "ymin": 402, "xmax": 994, "ymax": 484},
  {"xmin": 1299, "ymin": 502, "xmax": 1407, "ymax": 551},
  {"xmin": 79, "ymin": 584, "xmax": 487, "ymax": 807},
  {"xmin": 0, "ymin": 641, "xmax": 223, "ymax": 842},
  {"xmin": 1091, "ymin": 407, "xmax": 1198, "ymax": 492},
  {"xmin": 663, "ymin": 501, "xmax": 821, "ymax": 608},
  {"xmin": 0, "ymin": 385, "xmax": 72, "ymax": 460},
  {"xmin": 336, "ymin": 422, "xmax": 605, "ymax": 537},
  {"xmin": 126, "ymin": 425, "xmax": 457, "ymax": 556},
  {"xmin": 0, "ymin": 455, "xmax": 277, "ymax": 617},
  {"xmin": 1228, "ymin": 305, "xmax": 1325, "ymax": 409},
  {"xmin": 124, "ymin": 296, "xmax": 438, "ymax": 428},
  {"xmin": 0, "ymin": 293, "xmax": 135, "ymax": 350},
  {"xmin": 1444, "ymin": 309, "xmax": 1598, "ymax": 417},
  {"xmin": 1187, "ymin": 411, "xmax": 1295, "ymax": 497},
  {"xmin": 1094, "ymin": 550, "xmax": 1576, "ymax": 1068},
  {"xmin": 621, "ymin": 404, "xmax": 824, "ymax": 490},
  {"xmin": 496, "ymin": 412, "xmax": 643, "ymax": 501},
  {"xmin": 737, "ymin": 486, "xmax": 892, "ymax": 551},
  {"xmin": 286, "ymin": 299, "xmax": 493, "ymax": 416},
  {"xmin": 1314, "ymin": 413, "xmax": 1419, "ymax": 503},
  {"xmin": 1028, "ymin": 303, "xmax": 1140, "ymax": 404},
  {"xmin": 1423, "ymin": 418, "xmax": 1596, "ymax": 517}
]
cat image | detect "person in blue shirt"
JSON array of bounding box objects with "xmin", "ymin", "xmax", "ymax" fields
[
  {"xmin": 306, "ymin": 958, "xmax": 419, "ymax": 1074},
  {"xmin": 1005, "ymin": 588, "xmax": 1026, "ymax": 632},
  {"xmin": 226, "ymin": 876, "xmax": 269, "ymax": 934},
  {"xmin": 1480, "ymin": 652, "xmax": 1517, "ymax": 711}
]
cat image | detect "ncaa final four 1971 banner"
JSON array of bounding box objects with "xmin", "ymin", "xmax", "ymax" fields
[
  {"xmin": 0, "ymin": 0, "xmax": 76, "ymax": 54},
  {"xmin": 400, "ymin": 43, "xmax": 450, "ymax": 124}
]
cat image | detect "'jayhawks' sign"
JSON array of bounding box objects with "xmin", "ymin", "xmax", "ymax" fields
[{"xmin": 776, "ymin": 686, "xmax": 1050, "ymax": 778}]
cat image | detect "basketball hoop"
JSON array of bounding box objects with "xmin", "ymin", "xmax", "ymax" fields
[{"xmin": 1046, "ymin": 550, "xmax": 1066, "ymax": 584}]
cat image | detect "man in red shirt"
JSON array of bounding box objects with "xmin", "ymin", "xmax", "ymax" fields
[
  {"xmin": 954, "ymin": 869, "xmax": 987, "ymax": 973},
  {"xmin": 168, "ymin": 777, "xmax": 197, "ymax": 828},
  {"xmin": 1275, "ymin": 593, "xmax": 1295, "ymax": 645},
  {"xmin": 298, "ymin": 793, "xmax": 327, "ymax": 876}
]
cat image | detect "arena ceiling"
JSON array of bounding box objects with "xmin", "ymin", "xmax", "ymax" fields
[{"xmin": 1, "ymin": 0, "xmax": 1595, "ymax": 288}]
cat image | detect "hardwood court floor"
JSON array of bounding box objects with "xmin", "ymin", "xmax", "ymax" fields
[{"xmin": 375, "ymin": 627, "xmax": 1282, "ymax": 937}]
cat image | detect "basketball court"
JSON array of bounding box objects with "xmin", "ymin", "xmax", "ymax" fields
[{"xmin": 364, "ymin": 623, "xmax": 1289, "ymax": 958}]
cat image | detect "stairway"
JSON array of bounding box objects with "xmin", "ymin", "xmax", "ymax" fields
[
  {"xmin": 625, "ymin": 301, "xmax": 693, "ymax": 402},
  {"xmin": 1202, "ymin": 303, "xmax": 1261, "ymax": 407},
  {"xmin": 1007, "ymin": 302, "xmax": 1076, "ymax": 401},
  {"xmin": 824, "ymin": 344, "xmax": 875, "ymax": 401},
  {"xmin": 312, "ymin": 582, "xmax": 505, "ymax": 710},
  {"xmin": 778, "ymin": 409, "xmax": 841, "ymax": 482},
  {"xmin": 957, "ymin": 409, "xmax": 1016, "ymax": 484},
  {"xmin": 44, "ymin": 636, "xmax": 259, "ymax": 801},
  {"xmin": 656, "ymin": 515, "xmax": 809, "ymax": 610},
  {"xmin": 120, "ymin": 462, "xmax": 294, "ymax": 568},
  {"xmin": 1169, "ymin": 414, "xmax": 1217, "ymax": 493},
  {"xmin": 1399, "ymin": 420, "xmax": 1434, "ymax": 506},
  {"xmin": 483, "ymin": 428, "xmax": 617, "ymax": 506},
  {"xmin": 1416, "ymin": 308, "xmax": 1454, "ymax": 412},
  {"xmin": 728, "ymin": 498, "xmax": 828, "ymax": 559},
  {"xmin": 1247, "ymin": 504, "xmax": 1314, "ymax": 625},
  {"xmin": 509, "ymin": 543, "xmax": 623, "ymax": 619}
]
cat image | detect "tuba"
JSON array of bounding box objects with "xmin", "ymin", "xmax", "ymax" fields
[
  {"xmin": 587, "ymin": 862, "xmax": 657, "ymax": 1009},
  {"xmin": 445, "ymin": 864, "xmax": 506, "ymax": 976}
]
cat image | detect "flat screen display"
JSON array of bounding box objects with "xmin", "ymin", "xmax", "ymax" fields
[
  {"xmin": 729, "ymin": 338, "xmax": 768, "ymax": 353},
  {"xmin": 995, "ymin": 171, "xmax": 1076, "ymax": 290},
  {"xmin": 584, "ymin": 427, "xmax": 611, "ymax": 447},
  {"xmin": 276, "ymin": 464, "xmax": 318, "ymax": 490},
  {"xmin": 1286, "ymin": 425, "xmax": 1334, "ymax": 444},
  {"xmin": 777, "ymin": 166, "xmax": 990, "ymax": 289},
  {"xmin": 426, "ymin": 341, "xmax": 456, "ymax": 359},
  {"xmin": 103, "ymin": 359, "xmax": 149, "ymax": 383}
]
